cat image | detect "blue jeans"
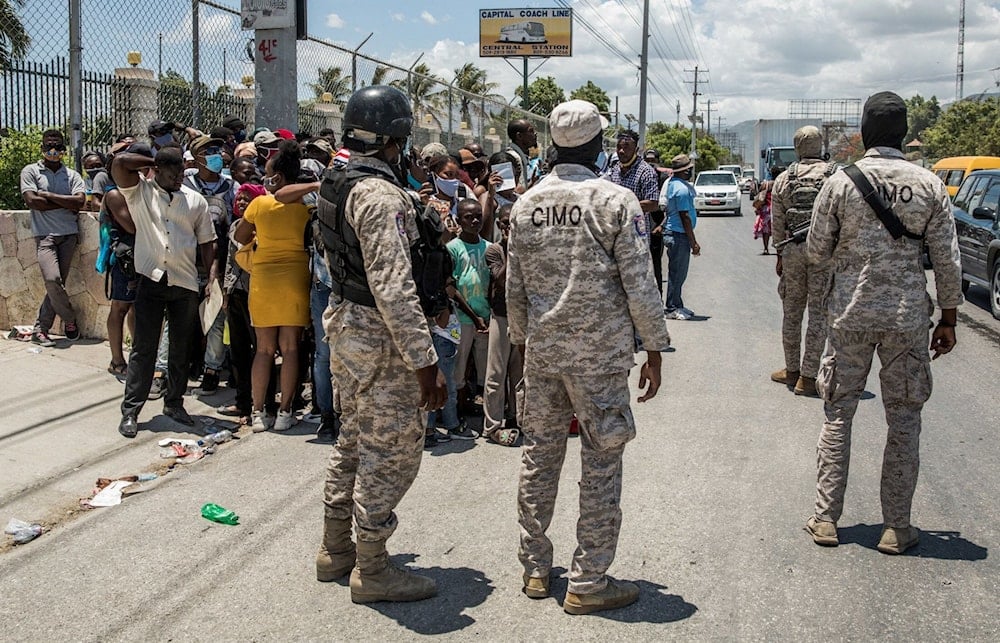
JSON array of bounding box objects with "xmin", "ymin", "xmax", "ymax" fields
[
  {"xmin": 426, "ymin": 333, "xmax": 459, "ymax": 430},
  {"xmin": 665, "ymin": 232, "xmax": 691, "ymax": 312},
  {"xmin": 204, "ymin": 309, "xmax": 227, "ymax": 371},
  {"xmin": 311, "ymin": 281, "xmax": 334, "ymax": 415}
]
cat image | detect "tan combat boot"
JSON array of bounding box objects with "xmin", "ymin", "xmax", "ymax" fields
[
  {"xmin": 316, "ymin": 517, "xmax": 356, "ymax": 582},
  {"xmin": 563, "ymin": 577, "xmax": 640, "ymax": 615},
  {"xmin": 522, "ymin": 573, "xmax": 550, "ymax": 599},
  {"xmin": 877, "ymin": 526, "xmax": 919, "ymax": 555},
  {"xmin": 805, "ymin": 516, "xmax": 839, "ymax": 546},
  {"xmin": 794, "ymin": 376, "xmax": 819, "ymax": 397},
  {"xmin": 771, "ymin": 368, "xmax": 799, "ymax": 386},
  {"xmin": 350, "ymin": 539, "xmax": 437, "ymax": 603}
]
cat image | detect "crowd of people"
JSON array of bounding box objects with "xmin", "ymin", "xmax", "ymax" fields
[{"xmin": 18, "ymin": 86, "xmax": 962, "ymax": 613}]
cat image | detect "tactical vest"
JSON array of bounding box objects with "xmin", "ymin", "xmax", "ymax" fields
[
  {"xmin": 783, "ymin": 161, "xmax": 838, "ymax": 230},
  {"xmin": 316, "ymin": 165, "xmax": 452, "ymax": 314}
]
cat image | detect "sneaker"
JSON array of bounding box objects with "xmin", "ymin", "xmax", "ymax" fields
[
  {"xmin": 448, "ymin": 424, "xmax": 478, "ymax": 441},
  {"xmin": 664, "ymin": 309, "xmax": 690, "ymax": 320},
  {"xmin": 433, "ymin": 429, "xmax": 451, "ymax": 443},
  {"xmin": 31, "ymin": 330, "xmax": 56, "ymax": 347},
  {"xmin": 877, "ymin": 526, "xmax": 919, "ymax": 555},
  {"xmin": 771, "ymin": 368, "xmax": 800, "ymax": 386},
  {"xmin": 63, "ymin": 321, "xmax": 80, "ymax": 341},
  {"xmin": 423, "ymin": 432, "xmax": 439, "ymax": 449},
  {"xmin": 251, "ymin": 410, "xmax": 270, "ymax": 433},
  {"xmin": 317, "ymin": 414, "xmax": 341, "ymax": 441},
  {"xmin": 148, "ymin": 376, "xmax": 166, "ymax": 400},
  {"xmin": 794, "ymin": 376, "xmax": 819, "ymax": 397},
  {"xmin": 302, "ymin": 410, "xmax": 324, "ymax": 424},
  {"xmin": 680, "ymin": 307, "xmax": 695, "ymax": 317},
  {"xmin": 200, "ymin": 369, "xmax": 219, "ymax": 393},
  {"xmin": 273, "ymin": 409, "xmax": 296, "ymax": 432},
  {"xmin": 564, "ymin": 577, "xmax": 639, "ymax": 615},
  {"xmin": 805, "ymin": 516, "xmax": 839, "ymax": 547}
]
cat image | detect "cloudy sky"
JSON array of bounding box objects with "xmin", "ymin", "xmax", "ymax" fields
[{"xmin": 306, "ymin": 0, "xmax": 1000, "ymax": 127}]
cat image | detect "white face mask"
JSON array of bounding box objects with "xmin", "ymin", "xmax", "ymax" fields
[{"xmin": 434, "ymin": 175, "xmax": 461, "ymax": 198}]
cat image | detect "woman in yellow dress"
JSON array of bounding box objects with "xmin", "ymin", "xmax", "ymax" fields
[{"xmin": 234, "ymin": 140, "xmax": 312, "ymax": 432}]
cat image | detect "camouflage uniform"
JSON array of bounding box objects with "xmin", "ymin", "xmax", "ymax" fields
[
  {"xmin": 507, "ymin": 163, "xmax": 670, "ymax": 594},
  {"xmin": 322, "ymin": 157, "xmax": 438, "ymax": 543},
  {"xmin": 807, "ymin": 147, "xmax": 963, "ymax": 528},
  {"xmin": 771, "ymin": 160, "xmax": 834, "ymax": 378}
]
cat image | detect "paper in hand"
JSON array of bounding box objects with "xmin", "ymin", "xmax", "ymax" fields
[{"xmin": 493, "ymin": 161, "xmax": 517, "ymax": 192}]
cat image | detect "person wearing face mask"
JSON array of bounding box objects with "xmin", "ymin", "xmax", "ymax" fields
[
  {"xmin": 223, "ymin": 115, "xmax": 247, "ymax": 148},
  {"xmin": 147, "ymin": 119, "xmax": 201, "ymax": 152},
  {"xmin": 111, "ymin": 145, "xmax": 217, "ymax": 438},
  {"xmin": 20, "ymin": 129, "xmax": 87, "ymax": 347},
  {"xmin": 82, "ymin": 151, "xmax": 109, "ymax": 212},
  {"xmin": 184, "ymin": 135, "xmax": 236, "ymax": 393},
  {"xmin": 253, "ymin": 130, "xmax": 282, "ymax": 175},
  {"xmin": 233, "ymin": 139, "xmax": 312, "ymax": 434}
]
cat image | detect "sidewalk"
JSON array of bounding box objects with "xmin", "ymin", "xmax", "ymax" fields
[{"xmin": 0, "ymin": 334, "xmax": 244, "ymax": 544}]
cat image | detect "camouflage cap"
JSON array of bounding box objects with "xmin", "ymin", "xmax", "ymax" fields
[{"xmin": 793, "ymin": 126, "xmax": 823, "ymax": 159}]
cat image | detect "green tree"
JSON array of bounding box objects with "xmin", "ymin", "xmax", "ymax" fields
[
  {"xmin": 453, "ymin": 63, "xmax": 504, "ymax": 126},
  {"xmin": 645, "ymin": 121, "xmax": 724, "ymax": 172},
  {"xmin": 309, "ymin": 66, "xmax": 352, "ymax": 103},
  {"xmin": 0, "ymin": 125, "xmax": 41, "ymax": 208},
  {"xmin": 830, "ymin": 131, "xmax": 864, "ymax": 164},
  {"xmin": 922, "ymin": 97, "xmax": 1000, "ymax": 158},
  {"xmin": 365, "ymin": 65, "xmax": 391, "ymax": 87},
  {"xmin": 569, "ymin": 80, "xmax": 610, "ymax": 116},
  {"xmin": 0, "ymin": 0, "xmax": 30, "ymax": 69},
  {"xmin": 391, "ymin": 62, "xmax": 445, "ymax": 128},
  {"xmin": 905, "ymin": 94, "xmax": 942, "ymax": 144},
  {"xmin": 514, "ymin": 76, "xmax": 565, "ymax": 115}
]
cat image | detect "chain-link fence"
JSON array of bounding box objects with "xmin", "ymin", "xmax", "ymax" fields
[{"xmin": 0, "ymin": 0, "xmax": 548, "ymax": 194}]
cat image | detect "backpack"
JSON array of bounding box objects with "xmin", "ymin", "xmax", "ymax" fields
[
  {"xmin": 316, "ymin": 164, "xmax": 452, "ymax": 315},
  {"xmin": 96, "ymin": 212, "xmax": 114, "ymax": 274},
  {"xmin": 783, "ymin": 161, "xmax": 838, "ymax": 230}
]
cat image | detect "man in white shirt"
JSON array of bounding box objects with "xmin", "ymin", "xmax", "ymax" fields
[{"xmin": 110, "ymin": 145, "xmax": 216, "ymax": 438}]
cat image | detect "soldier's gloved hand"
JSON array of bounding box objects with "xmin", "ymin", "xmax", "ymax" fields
[
  {"xmin": 637, "ymin": 352, "xmax": 662, "ymax": 403},
  {"xmin": 416, "ymin": 364, "xmax": 448, "ymax": 411}
]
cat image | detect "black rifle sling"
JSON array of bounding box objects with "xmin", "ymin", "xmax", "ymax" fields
[{"xmin": 843, "ymin": 164, "xmax": 923, "ymax": 241}]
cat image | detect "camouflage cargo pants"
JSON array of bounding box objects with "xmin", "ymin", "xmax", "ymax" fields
[
  {"xmin": 778, "ymin": 243, "xmax": 830, "ymax": 378},
  {"xmin": 813, "ymin": 327, "xmax": 932, "ymax": 528},
  {"xmin": 518, "ymin": 371, "xmax": 635, "ymax": 595},
  {"xmin": 322, "ymin": 308, "xmax": 424, "ymax": 543}
]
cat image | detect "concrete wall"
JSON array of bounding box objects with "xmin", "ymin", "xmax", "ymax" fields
[{"xmin": 0, "ymin": 211, "xmax": 109, "ymax": 340}]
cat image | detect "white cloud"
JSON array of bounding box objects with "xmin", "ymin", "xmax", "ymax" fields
[
  {"xmin": 420, "ymin": 11, "xmax": 438, "ymax": 25},
  {"xmin": 391, "ymin": 13, "xmax": 405, "ymax": 22},
  {"xmin": 326, "ymin": 13, "xmax": 345, "ymax": 29}
]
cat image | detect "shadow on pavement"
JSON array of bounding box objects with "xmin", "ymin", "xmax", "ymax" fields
[
  {"xmin": 546, "ymin": 574, "xmax": 697, "ymax": 623},
  {"xmin": 361, "ymin": 553, "xmax": 494, "ymax": 635},
  {"xmin": 839, "ymin": 523, "xmax": 988, "ymax": 561}
]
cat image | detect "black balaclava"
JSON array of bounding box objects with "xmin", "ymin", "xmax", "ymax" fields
[{"xmin": 861, "ymin": 91, "xmax": 908, "ymax": 151}]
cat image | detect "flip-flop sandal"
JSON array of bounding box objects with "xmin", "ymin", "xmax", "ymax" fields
[
  {"xmin": 217, "ymin": 404, "xmax": 245, "ymax": 417},
  {"xmin": 488, "ymin": 428, "xmax": 520, "ymax": 447},
  {"xmin": 108, "ymin": 362, "xmax": 128, "ymax": 380}
]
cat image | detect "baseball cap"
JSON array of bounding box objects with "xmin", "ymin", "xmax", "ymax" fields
[
  {"xmin": 189, "ymin": 134, "xmax": 225, "ymax": 156},
  {"xmin": 274, "ymin": 128, "xmax": 295, "ymax": 140},
  {"xmin": 549, "ymin": 100, "xmax": 609, "ymax": 148},
  {"xmin": 147, "ymin": 119, "xmax": 176, "ymax": 136},
  {"xmin": 254, "ymin": 130, "xmax": 280, "ymax": 146},
  {"xmin": 421, "ymin": 142, "xmax": 448, "ymax": 161},
  {"xmin": 222, "ymin": 115, "xmax": 245, "ymax": 131},
  {"xmin": 127, "ymin": 142, "xmax": 155, "ymax": 159},
  {"xmin": 306, "ymin": 138, "xmax": 333, "ymax": 155}
]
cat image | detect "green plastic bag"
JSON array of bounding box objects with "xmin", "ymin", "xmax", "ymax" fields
[{"xmin": 201, "ymin": 503, "xmax": 239, "ymax": 525}]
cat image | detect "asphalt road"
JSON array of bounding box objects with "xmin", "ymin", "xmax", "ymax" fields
[{"xmin": 1, "ymin": 194, "xmax": 998, "ymax": 641}]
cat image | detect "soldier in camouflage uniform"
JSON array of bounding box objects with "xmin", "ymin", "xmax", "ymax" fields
[
  {"xmin": 507, "ymin": 100, "xmax": 671, "ymax": 614},
  {"xmin": 314, "ymin": 86, "xmax": 447, "ymax": 602},
  {"xmin": 804, "ymin": 92, "xmax": 962, "ymax": 554},
  {"xmin": 770, "ymin": 126, "xmax": 837, "ymax": 397}
]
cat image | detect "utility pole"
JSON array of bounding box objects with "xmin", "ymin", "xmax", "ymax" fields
[
  {"xmin": 675, "ymin": 99, "xmax": 680, "ymax": 127},
  {"xmin": 615, "ymin": 96, "xmax": 620, "ymax": 130},
  {"xmin": 637, "ymin": 0, "xmax": 650, "ymax": 146},
  {"xmin": 685, "ymin": 65, "xmax": 704, "ymax": 161},
  {"xmin": 956, "ymin": 0, "xmax": 965, "ymax": 101},
  {"xmin": 716, "ymin": 115, "xmax": 723, "ymax": 133},
  {"xmin": 706, "ymin": 99, "xmax": 712, "ymax": 135}
]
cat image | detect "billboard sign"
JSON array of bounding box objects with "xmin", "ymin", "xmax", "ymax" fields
[
  {"xmin": 241, "ymin": 0, "xmax": 295, "ymax": 30},
  {"xmin": 479, "ymin": 8, "xmax": 573, "ymax": 57}
]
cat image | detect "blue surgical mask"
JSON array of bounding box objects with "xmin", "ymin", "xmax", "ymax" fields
[
  {"xmin": 434, "ymin": 175, "xmax": 461, "ymax": 198},
  {"xmin": 205, "ymin": 154, "xmax": 224, "ymax": 174},
  {"xmin": 154, "ymin": 133, "xmax": 174, "ymax": 148}
]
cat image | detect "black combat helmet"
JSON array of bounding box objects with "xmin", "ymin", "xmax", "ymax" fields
[{"xmin": 342, "ymin": 85, "xmax": 413, "ymax": 153}]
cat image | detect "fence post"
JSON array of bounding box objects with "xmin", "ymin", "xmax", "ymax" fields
[
  {"xmin": 191, "ymin": 0, "xmax": 202, "ymax": 128},
  {"xmin": 114, "ymin": 67, "xmax": 158, "ymax": 141},
  {"xmin": 68, "ymin": 0, "xmax": 83, "ymax": 170}
]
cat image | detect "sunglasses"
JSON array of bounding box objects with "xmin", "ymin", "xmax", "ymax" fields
[
  {"xmin": 44, "ymin": 144, "xmax": 67, "ymax": 152},
  {"xmin": 199, "ymin": 146, "xmax": 222, "ymax": 156}
]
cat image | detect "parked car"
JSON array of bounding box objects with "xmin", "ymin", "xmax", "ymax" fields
[
  {"xmin": 694, "ymin": 170, "xmax": 742, "ymax": 216},
  {"xmin": 739, "ymin": 169, "xmax": 757, "ymax": 194},
  {"xmin": 951, "ymin": 169, "xmax": 1000, "ymax": 319}
]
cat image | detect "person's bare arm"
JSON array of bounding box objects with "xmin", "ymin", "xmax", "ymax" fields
[
  {"xmin": 233, "ymin": 218, "xmax": 255, "ymax": 245},
  {"xmin": 104, "ymin": 190, "xmax": 136, "ymax": 234},
  {"xmin": 22, "ymin": 191, "xmax": 57, "ymax": 210},
  {"xmin": 273, "ymin": 181, "xmax": 319, "ymax": 204},
  {"xmin": 40, "ymin": 190, "xmax": 85, "ymax": 211},
  {"xmin": 679, "ymin": 211, "xmax": 700, "ymax": 255},
  {"xmin": 111, "ymin": 153, "xmax": 154, "ymax": 189},
  {"xmin": 639, "ymin": 199, "xmax": 658, "ymax": 213}
]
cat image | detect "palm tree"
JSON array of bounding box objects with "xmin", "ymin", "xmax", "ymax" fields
[
  {"xmin": 452, "ymin": 63, "xmax": 505, "ymax": 128},
  {"xmin": 368, "ymin": 65, "xmax": 391, "ymax": 87},
  {"xmin": 0, "ymin": 0, "xmax": 30, "ymax": 69},
  {"xmin": 392, "ymin": 63, "xmax": 445, "ymax": 129},
  {"xmin": 308, "ymin": 66, "xmax": 352, "ymax": 103}
]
